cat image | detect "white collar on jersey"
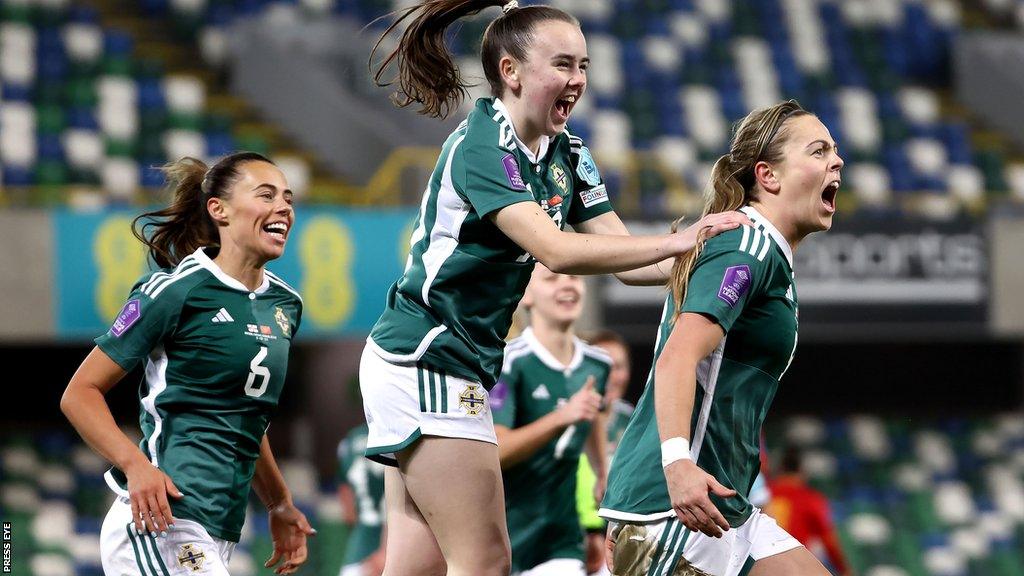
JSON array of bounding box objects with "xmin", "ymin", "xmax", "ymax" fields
[
  {"xmin": 191, "ymin": 247, "xmax": 271, "ymax": 294},
  {"xmin": 739, "ymin": 206, "xmax": 793, "ymax": 267},
  {"xmin": 492, "ymin": 98, "xmax": 551, "ymax": 164},
  {"xmin": 521, "ymin": 326, "xmax": 585, "ymax": 373}
]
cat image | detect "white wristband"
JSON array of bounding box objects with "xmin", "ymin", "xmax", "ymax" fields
[{"xmin": 661, "ymin": 437, "xmax": 692, "ymax": 468}]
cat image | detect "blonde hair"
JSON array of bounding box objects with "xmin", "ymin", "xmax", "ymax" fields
[{"xmin": 669, "ymin": 101, "xmax": 810, "ymax": 314}]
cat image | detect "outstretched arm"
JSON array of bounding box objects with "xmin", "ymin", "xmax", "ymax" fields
[{"xmin": 573, "ymin": 211, "xmax": 753, "ymax": 285}]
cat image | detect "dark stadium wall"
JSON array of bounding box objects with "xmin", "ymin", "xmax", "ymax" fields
[{"xmin": 622, "ymin": 339, "xmax": 1024, "ymax": 416}]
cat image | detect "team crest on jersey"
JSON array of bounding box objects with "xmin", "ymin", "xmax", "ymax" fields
[
  {"xmin": 459, "ymin": 384, "xmax": 487, "ymax": 416},
  {"xmin": 550, "ymin": 164, "xmax": 568, "ymax": 194},
  {"xmin": 274, "ymin": 306, "xmax": 290, "ymax": 336},
  {"xmin": 177, "ymin": 543, "xmax": 206, "ymax": 572}
]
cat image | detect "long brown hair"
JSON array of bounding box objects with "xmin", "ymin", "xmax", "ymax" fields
[
  {"xmin": 371, "ymin": 1, "xmax": 578, "ymax": 119},
  {"xmin": 669, "ymin": 101, "xmax": 810, "ymax": 314},
  {"xmin": 132, "ymin": 152, "xmax": 274, "ymax": 268}
]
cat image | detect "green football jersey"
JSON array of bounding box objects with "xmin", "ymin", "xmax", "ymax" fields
[
  {"xmin": 96, "ymin": 248, "xmax": 302, "ymax": 542},
  {"xmin": 601, "ymin": 206, "xmax": 798, "ymax": 527},
  {"xmin": 337, "ymin": 424, "xmax": 385, "ymax": 565},
  {"xmin": 491, "ymin": 328, "xmax": 612, "ymax": 571},
  {"xmin": 368, "ymin": 97, "xmax": 614, "ymax": 390}
]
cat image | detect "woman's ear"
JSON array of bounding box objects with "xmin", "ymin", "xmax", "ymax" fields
[
  {"xmin": 207, "ymin": 196, "xmax": 229, "ymax": 226},
  {"xmin": 500, "ymin": 55, "xmax": 521, "ymax": 93},
  {"xmin": 753, "ymin": 160, "xmax": 781, "ymax": 195}
]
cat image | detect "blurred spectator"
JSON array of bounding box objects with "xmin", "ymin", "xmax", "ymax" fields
[
  {"xmin": 336, "ymin": 421, "xmax": 386, "ymax": 576},
  {"xmin": 767, "ymin": 446, "xmax": 853, "ymax": 576},
  {"xmin": 578, "ymin": 329, "xmax": 633, "ymax": 576}
]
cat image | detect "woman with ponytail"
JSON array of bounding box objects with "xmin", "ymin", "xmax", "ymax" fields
[
  {"xmin": 363, "ymin": 1, "xmax": 750, "ymax": 574},
  {"xmin": 61, "ymin": 153, "xmax": 315, "ymax": 576},
  {"xmin": 601, "ymin": 101, "xmax": 844, "ymax": 576}
]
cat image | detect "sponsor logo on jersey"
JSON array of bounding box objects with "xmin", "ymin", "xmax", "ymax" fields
[
  {"xmin": 110, "ymin": 299, "xmax": 141, "ymax": 337},
  {"xmin": 177, "ymin": 544, "xmax": 205, "ymax": 572},
  {"xmin": 489, "ymin": 380, "xmax": 509, "ymax": 411},
  {"xmin": 459, "ymin": 384, "xmax": 487, "ymax": 416},
  {"xmin": 551, "ymin": 164, "xmax": 568, "ymax": 194},
  {"xmin": 579, "ymin": 184, "xmax": 608, "ymax": 208},
  {"xmin": 212, "ymin": 307, "xmax": 234, "ymax": 323},
  {"xmin": 576, "ymin": 145, "xmax": 602, "ymax": 186},
  {"xmin": 274, "ymin": 306, "xmax": 290, "ymax": 336},
  {"xmin": 718, "ymin": 265, "xmax": 751, "ymax": 307},
  {"xmin": 502, "ymin": 153, "xmax": 527, "ymax": 191},
  {"xmin": 532, "ymin": 384, "xmax": 551, "ymax": 400},
  {"xmin": 245, "ymin": 324, "xmax": 277, "ymax": 341}
]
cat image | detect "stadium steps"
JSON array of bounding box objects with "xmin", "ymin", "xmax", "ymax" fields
[{"xmin": 84, "ymin": 0, "xmax": 350, "ymax": 202}]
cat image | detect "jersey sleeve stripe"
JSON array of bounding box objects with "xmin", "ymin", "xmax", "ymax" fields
[
  {"xmin": 266, "ymin": 271, "xmax": 303, "ymax": 302},
  {"xmin": 738, "ymin": 225, "xmax": 751, "ymax": 252},
  {"xmin": 147, "ymin": 263, "xmax": 205, "ymax": 299},
  {"xmin": 580, "ymin": 343, "xmax": 613, "ymax": 365},
  {"xmin": 756, "ymin": 234, "xmax": 772, "ymax": 261},
  {"xmin": 748, "ymin": 228, "xmax": 763, "ymax": 258},
  {"xmin": 140, "ymin": 255, "xmax": 199, "ymax": 293},
  {"xmin": 501, "ymin": 345, "xmax": 534, "ymax": 374}
]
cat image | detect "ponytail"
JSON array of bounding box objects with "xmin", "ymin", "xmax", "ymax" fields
[
  {"xmin": 668, "ymin": 100, "xmax": 810, "ymax": 317},
  {"xmin": 133, "ymin": 152, "xmax": 273, "ymax": 268},
  {"xmin": 372, "ymin": 1, "xmax": 577, "ymax": 119}
]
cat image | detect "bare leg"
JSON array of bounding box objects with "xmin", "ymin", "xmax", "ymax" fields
[
  {"xmin": 397, "ymin": 437, "xmax": 512, "ymax": 576},
  {"xmin": 749, "ymin": 547, "xmax": 831, "ymax": 576},
  {"xmin": 381, "ymin": 467, "xmax": 446, "ymax": 576}
]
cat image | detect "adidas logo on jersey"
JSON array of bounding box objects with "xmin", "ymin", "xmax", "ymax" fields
[
  {"xmin": 212, "ymin": 308, "xmax": 234, "ymax": 323},
  {"xmin": 532, "ymin": 384, "xmax": 551, "ymax": 400}
]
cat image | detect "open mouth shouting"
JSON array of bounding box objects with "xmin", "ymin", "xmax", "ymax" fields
[
  {"xmin": 554, "ymin": 94, "xmax": 578, "ymax": 123},
  {"xmin": 821, "ymin": 179, "xmax": 840, "ymax": 214}
]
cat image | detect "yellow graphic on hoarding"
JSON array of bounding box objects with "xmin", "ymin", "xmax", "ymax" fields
[
  {"xmin": 299, "ymin": 216, "xmax": 354, "ymax": 327},
  {"xmin": 94, "ymin": 216, "xmax": 148, "ymax": 322}
]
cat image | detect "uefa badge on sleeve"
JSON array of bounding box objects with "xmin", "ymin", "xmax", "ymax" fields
[{"xmin": 110, "ymin": 299, "xmax": 141, "ymax": 337}]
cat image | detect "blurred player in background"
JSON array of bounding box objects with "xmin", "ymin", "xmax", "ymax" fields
[
  {"xmin": 337, "ymin": 420, "xmax": 386, "ymax": 576},
  {"xmin": 601, "ymin": 100, "xmax": 844, "ymax": 576},
  {"xmin": 767, "ymin": 447, "xmax": 853, "ymax": 576},
  {"xmin": 363, "ymin": 1, "xmax": 751, "ymax": 574},
  {"xmin": 576, "ymin": 329, "xmax": 633, "ymax": 576},
  {"xmin": 491, "ymin": 264, "xmax": 610, "ymax": 576},
  {"xmin": 60, "ymin": 153, "xmax": 315, "ymax": 576}
]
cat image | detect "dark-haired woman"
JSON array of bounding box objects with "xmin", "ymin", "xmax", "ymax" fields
[
  {"xmin": 600, "ymin": 101, "xmax": 843, "ymax": 576},
  {"xmin": 61, "ymin": 153, "xmax": 315, "ymax": 576},
  {"xmin": 362, "ymin": 1, "xmax": 751, "ymax": 575}
]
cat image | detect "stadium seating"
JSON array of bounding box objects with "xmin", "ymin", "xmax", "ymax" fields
[
  {"xmin": 768, "ymin": 413, "xmax": 1024, "ymax": 576},
  {"xmin": 0, "ymin": 0, "xmax": 311, "ymax": 206},
  {"xmin": 5, "ymin": 413, "xmax": 1022, "ymax": 576},
  {"xmin": 3, "ymin": 0, "xmax": 1024, "ymax": 214},
  {"xmin": 0, "ymin": 428, "xmax": 341, "ymax": 576}
]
